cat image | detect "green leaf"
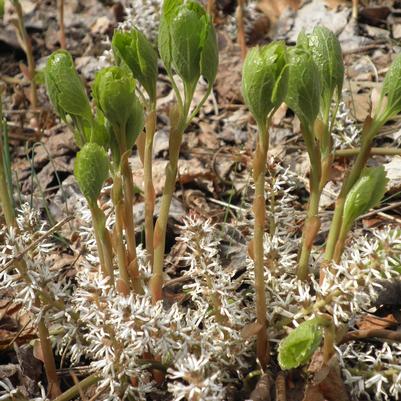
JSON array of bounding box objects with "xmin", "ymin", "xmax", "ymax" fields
[
  {"xmin": 112, "ymin": 28, "xmax": 158, "ymax": 101},
  {"xmin": 45, "ymin": 50, "xmax": 92, "ymax": 125},
  {"xmin": 158, "ymin": 0, "xmax": 183, "ymax": 72},
  {"xmin": 90, "ymin": 110, "xmax": 111, "ymax": 148},
  {"xmin": 307, "ymin": 26, "xmax": 344, "ymax": 112},
  {"xmin": 377, "ymin": 53, "xmax": 401, "ymax": 122},
  {"xmin": 0, "ymin": 0, "xmax": 4, "ymax": 19},
  {"xmin": 92, "ymin": 67, "xmax": 136, "ymax": 132},
  {"xmin": 242, "ymin": 41, "xmax": 288, "ymax": 127},
  {"xmin": 74, "ymin": 143, "xmax": 109, "ymax": 203},
  {"xmin": 126, "ymin": 97, "xmax": 145, "ymax": 150},
  {"xmin": 285, "ymin": 46, "xmax": 320, "ymax": 130},
  {"xmin": 200, "ymin": 17, "xmax": 218, "ymax": 87},
  {"xmin": 278, "ymin": 318, "xmax": 323, "ymax": 370},
  {"xmin": 170, "ymin": 5, "xmax": 204, "ymax": 84},
  {"xmin": 159, "ymin": 0, "xmax": 217, "ymax": 89},
  {"xmin": 342, "ymin": 166, "xmax": 388, "ymax": 232}
]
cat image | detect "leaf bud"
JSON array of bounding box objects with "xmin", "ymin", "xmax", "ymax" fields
[{"xmin": 242, "ymin": 41, "xmax": 288, "ymax": 127}]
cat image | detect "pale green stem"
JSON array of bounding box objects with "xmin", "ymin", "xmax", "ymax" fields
[
  {"xmin": 111, "ymin": 173, "xmax": 130, "ymax": 293},
  {"xmin": 297, "ymin": 125, "xmax": 322, "ymax": 281},
  {"xmin": 89, "ymin": 202, "xmax": 115, "ymax": 284},
  {"xmin": 151, "ymin": 114, "xmax": 186, "ymax": 302},
  {"xmin": 144, "ymin": 106, "xmax": 157, "ymax": 266},
  {"xmin": 150, "ymin": 80, "xmax": 203, "ymax": 303},
  {"xmin": 252, "ymin": 121, "xmax": 269, "ymax": 368},
  {"xmin": 117, "ymin": 125, "xmax": 142, "ymax": 293},
  {"xmin": 121, "ymin": 155, "xmax": 143, "ymax": 293}
]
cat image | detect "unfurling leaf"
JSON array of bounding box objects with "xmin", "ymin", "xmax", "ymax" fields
[
  {"xmin": 285, "ymin": 46, "xmax": 320, "ymax": 131},
  {"xmin": 92, "ymin": 66, "xmax": 144, "ymax": 150},
  {"xmin": 375, "ymin": 54, "xmax": 401, "ymax": 122},
  {"xmin": 159, "ymin": 0, "xmax": 218, "ymax": 88},
  {"xmin": 112, "ymin": 28, "xmax": 158, "ymax": 101},
  {"xmin": 242, "ymin": 41, "xmax": 288, "ymax": 127},
  {"xmin": 307, "ymin": 26, "xmax": 344, "ymax": 112},
  {"xmin": 74, "ymin": 143, "xmax": 109, "ymax": 204},
  {"xmin": 200, "ymin": 17, "xmax": 218, "ymax": 87},
  {"xmin": 44, "ymin": 50, "xmax": 92, "ymax": 121},
  {"xmin": 45, "ymin": 50, "xmax": 93, "ymax": 147},
  {"xmin": 342, "ymin": 166, "xmax": 388, "ymax": 232},
  {"xmin": 278, "ymin": 318, "xmax": 323, "ymax": 370}
]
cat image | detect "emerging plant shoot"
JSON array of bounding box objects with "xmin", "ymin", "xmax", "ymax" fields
[{"xmin": 242, "ymin": 41, "xmax": 288, "ymax": 368}]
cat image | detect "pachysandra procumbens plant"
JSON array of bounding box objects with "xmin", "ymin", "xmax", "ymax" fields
[
  {"xmin": 277, "ymin": 34, "xmax": 401, "ymax": 375},
  {"xmin": 324, "ymin": 53, "xmax": 401, "ymax": 263},
  {"xmin": 284, "ymin": 27, "xmax": 345, "ymax": 280},
  {"xmin": 112, "ymin": 27, "xmax": 158, "ymax": 267},
  {"xmin": 150, "ymin": 0, "xmax": 218, "ymax": 302},
  {"xmin": 45, "ymin": 51, "xmax": 146, "ymax": 294},
  {"xmin": 45, "ymin": 0, "xmax": 218, "ymax": 302},
  {"xmin": 285, "ymin": 40, "xmax": 322, "ymax": 280},
  {"xmin": 242, "ymin": 41, "xmax": 288, "ymax": 368}
]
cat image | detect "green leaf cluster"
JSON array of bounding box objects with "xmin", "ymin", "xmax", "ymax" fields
[
  {"xmin": 44, "ymin": 50, "xmax": 93, "ymax": 147},
  {"xmin": 285, "ymin": 45, "xmax": 320, "ymax": 131},
  {"xmin": 158, "ymin": 0, "xmax": 218, "ymax": 89},
  {"xmin": 74, "ymin": 143, "xmax": 109, "ymax": 204},
  {"xmin": 278, "ymin": 318, "xmax": 323, "ymax": 370},
  {"xmin": 241, "ymin": 41, "xmax": 288, "ymax": 127},
  {"xmin": 92, "ymin": 66, "xmax": 144, "ymax": 152},
  {"xmin": 307, "ymin": 26, "xmax": 344, "ymax": 114},
  {"xmin": 342, "ymin": 166, "xmax": 388, "ymax": 232},
  {"xmin": 112, "ymin": 28, "xmax": 158, "ymax": 102}
]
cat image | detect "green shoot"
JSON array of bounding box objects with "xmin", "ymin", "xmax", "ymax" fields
[
  {"xmin": 242, "ymin": 41, "xmax": 288, "ymax": 368},
  {"xmin": 112, "ymin": 28, "xmax": 158, "ymax": 266},
  {"xmin": 151, "ymin": 0, "xmax": 218, "ymax": 303}
]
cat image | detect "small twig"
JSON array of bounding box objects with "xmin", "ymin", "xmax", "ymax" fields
[
  {"xmin": 335, "ymin": 147, "xmax": 401, "ymax": 158},
  {"xmin": 359, "ymin": 200, "xmax": 401, "ymax": 220},
  {"xmin": 340, "ymin": 329, "xmax": 401, "ymax": 344},
  {"xmin": 7, "ymin": 317, "xmax": 31, "ymax": 347},
  {"xmin": 52, "ymin": 375, "xmax": 100, "ymax": 401},
  {"xmin": 207, "ymin": 197, "xmax": 247, "ymax": 212},
  {"xmin": 2, "ymin": 215, "xmax": 73, "ymax": 273}
]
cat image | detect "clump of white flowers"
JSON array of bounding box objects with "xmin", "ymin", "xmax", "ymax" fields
[
  {"xmin": 2, "ymin": 165, "xmax": 401, "ymax": 400},
  {"xmin": 332, "ymin": 100, "xmax": 362, "ymax": 149},
  {"xmin": 0, "ymin": 204, "xmax": 71, "ymax": 320}
]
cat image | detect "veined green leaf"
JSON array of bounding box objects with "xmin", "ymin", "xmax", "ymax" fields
[
  {"xmin": 112, "ymin": 28, "xmax": 158, "ymax": 101},
  {"xmin": 200, "ymin": 17, "xmax": 218, "ymax": 87},
  {"xmin": 308, "ymin": 26, "xmax": 344, "ymax": 112},
  {"xmin": 285, "ymin": 46, "xmax": 320, "ymax": 130},
  {"xmin": 170, "ymin": 6, "xmax": 203, "ymax": 84},
  {"xmin": 45, "ymin": 50, "xmax": 92, "ymax": 124},
  {"xmin": 278, "ymin": 318, "xmax": 323, "ymax": 370},
  {"xmin": 92, "ymin": 67, "xmax": 136, "ymax": 132},
  {"xmin": 74, "ymin": 143, "xmax": 109, "ymax": 203},
  {"xmin": 158, "ymin": 0, "xmax": 183, "ymax": 72},
  {"xmin": 342, "ymin": 166, "xmax": 388, "ymax": 232},
  {"xmin": 242, "ymin": 41, "xmax": 288, "ymax": 127}
]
